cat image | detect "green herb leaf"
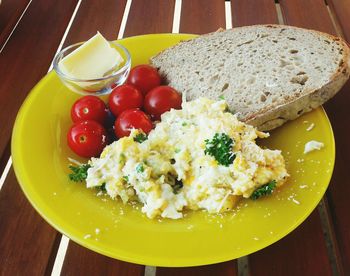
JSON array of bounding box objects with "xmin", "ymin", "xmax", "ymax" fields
[
  {"xmin": 68, "ymin": 164, "xmax": 91, "ymax": 182},
  {"xmin": 123, "ymin": 175, "xmax": 129, "ymax": 182},
  {"xmin": 174, "ymin": 148, "xmax": 181, "ymax": 153},
  {"xmin": 136, "ymin": 163, "xmax": 144, "ymax": 173},
  {"xmin": 250, "ymin": 180, "xmax": 277, "ymax": 200},
  {"xmin": 134, "ymin": 133, "xmax": 147, "ymax": 143},
  {"xmin": 182, "ymin": 122, "xmax": 187, "ymax": 126},
  {"xmin": 204, "ymin": 133, "xmax": 235, "ymax": 166},
  {"xmin": 218, "ymin": 95, "xmax": 225, "ymax": 100}
]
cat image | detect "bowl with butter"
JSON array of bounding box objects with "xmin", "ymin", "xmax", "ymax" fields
[{"xmin": 53, "ymin": 32, "xmax": 131, "ymax": 95}]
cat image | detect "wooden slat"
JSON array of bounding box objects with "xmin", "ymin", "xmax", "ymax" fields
[
  {"xmin": 180, "ymin": 0, "xmax": 225, "ymax": 34},
  {"xmin": 249, "ymin": 211, "xmax": 332, "ymax": 275},
  {"xmin": 280, "ymin": 1, "xmax": 350, "ymax": 274},
  {"xmin": 230, "ymin": 1, "xmax": 336, "ymax": 275},
  {"xmin": 123, "ymin": 0, "xmax": 175, "ymax": 37},
  {"xmin": 0, "ymin": 0, "xmax": 78, "ymax": 169},
  {"xmin": 61, "ymin": 0, "xmax": 175, "ymax": 273},
  {"xmin": 324, "ymin": 2, "xmax": 350, "ymax": 272},
  {"xmin": 61, "ymin": 243, "xmax": 144, "ymax": 276},
  {"xmin": 0, "ymin": 0, "xmax": 31, "ymax": 47},
  {"xmin": 328, "ymin": 0, "xmax": 350, "ymax": 42},
  {"xmin": 0, "ymin": 170, "xmax": 60, "ymax": 275},
  {"xmin": 323, "ymin": 83, "xmax": 350, "ymax": 274},
  {"xmin": 0, "ymin": 0, "xmax": 78, "ymax": 275},
  {"xmin": 230, "ymin": 0, "xmax": 278, "ymax": 27},
  {"xmin": 157, "ymin": 261, "xmax": 237, "ymax": 276},
  {"xmin": 279, "ymin": 0, "xmax": 335, "ymax": 35},
  {"xmin": 62, "ymin": 0, "xmax": 127, "ymax": 45},
  {"xmin": 157, "ymin": 1, "xmax": 237, "ymax": 275},
  {"xmin": 58, "ymin": 1, "xmax": 145, "ymax": 274}
]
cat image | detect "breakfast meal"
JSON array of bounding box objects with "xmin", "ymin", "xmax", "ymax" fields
[
  {"xmin": 151, "ymin": 25, "xmax": 350, "ymax": 131},
  {"xmin": 64, "ymin": 25, "xmax": 350, "ymax": 219}
]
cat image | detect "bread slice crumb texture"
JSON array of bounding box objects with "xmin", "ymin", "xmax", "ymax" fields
[{"xmin": 151, "ymin": 25, "xmax": 350, "ymax": 130}]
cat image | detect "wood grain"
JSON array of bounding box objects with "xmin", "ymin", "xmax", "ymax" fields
[
  {"xmin": 157, "ymin": 261, "xmax": 237, "ymax": 276},
  {"xmin": 123, "ymin": 0, "xmax": 175, "ymax": 37},
  {"xmin": 180, "ymin": 0, "xmax": 225, "ymax": 34},
  {"xmin": 328, "ymin": 0, "xmax": 350, "ymax": 42},
  {"xmin": 61, "ymin": 242, "xmax": 144, "ymax": 276},
  {"xmin": 0, "ymin": 0, "xmax": 77, "ymax": 274},
  {"xmin": 0, "ymin": 0, "xmax": 78, "ymax": 171},
  {"xmin": 230, "ymin": 0, "xmax": 278, "ymax": 27},
  {"xmin": 249, "ymin": 211, "xmax": 332, "ymax": 276},
  {"xmin": 279, "ymin": 0, "xmax": 335, "ymax": 35},
  {"xmin": 0, "ymin": 169, "xmax": 60, "ymax": 275},
  {"xmin": 0, "ymin": 0, "xmax": 31, "ymax": 47},
  {"xmin": 62, "ymin": 0, "xmax": 127, "ymax": 46},
  {"xmin": 323, "ymin": 80, "xmax": 350, "ymax": 275}
]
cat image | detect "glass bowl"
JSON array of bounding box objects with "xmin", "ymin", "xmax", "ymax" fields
[{"xmin": 53, "ymin": 41, "xmax": 131, "ymax": 95}]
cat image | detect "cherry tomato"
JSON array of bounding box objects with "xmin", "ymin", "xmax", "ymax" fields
[
  {"xmin": 108, "ymin": 84, "xmax": 143, "ymax": 116},
  {"xmin": 114, "ymin": 109, "xmax": 153, "ymax": 138},
  {"xmin": 144, "ymin": 86, "xmax": 182, "ymax": 120},
  {"xmin": 127, "ymin": 65, "xmax": 161, "ymax": 95},
  {"xmin": 71, "ymin": 96, "xmax": 108, "ymax": 125},
  {"xmin": 67, "ymin": 120, "xmax": 107, "ymax": 158}
]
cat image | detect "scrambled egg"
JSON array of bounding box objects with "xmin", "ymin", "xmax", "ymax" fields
[{"xmin": 86, "ymin": 98, "xmax": 288, "ymax": 219}]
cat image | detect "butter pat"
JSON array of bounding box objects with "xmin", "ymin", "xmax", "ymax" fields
[
  {"xmin": 59, "ymin": 32, "xmax": 123, "ymax": 79},
  {"xmin": 304, "ymin": 140, "xmax": 324, "ymax": 154}
]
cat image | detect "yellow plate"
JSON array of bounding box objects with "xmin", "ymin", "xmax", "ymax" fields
[{"xmin": 12, "ymin": 34, "xmax": 335, "ymax": 267}]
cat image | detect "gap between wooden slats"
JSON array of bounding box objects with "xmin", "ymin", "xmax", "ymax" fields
[
  {"xmin": 0, "ymin": 0, "xmax": 32, "ymax": 50},
  {"xmin": 323, "ymin": 0, "xmax": 350, "ymax": 42},
  {"xmin": 0, "ymin": 1, "xmax": 79, "ymax": 275}
]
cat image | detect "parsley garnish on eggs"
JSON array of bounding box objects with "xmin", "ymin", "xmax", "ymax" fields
[
  {"xmin": 204, "ymin": 133, "xmax": 236, "ymax": 166},
  {"xmin": 133, "ymin": 133, "xmax": 147, "ymax": 143},
  {"xmin": 68, "ymin": 164, "xmax": 91, "ymax": 182},
  {"xmin": 250, "ymin": 180, "xmax": 277, "ymax": 200}
]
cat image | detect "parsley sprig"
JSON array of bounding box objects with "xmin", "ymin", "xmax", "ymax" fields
[
  {"xmin": 68, "ymin": 164, "xmax": 91, "ymax": 182},
  {"xmin": 134, "ymin": 133, "xmax": 148, "ymax": 143},
  {"xmin": 204, "ymin": 133, "xmax": 235, "ymax": 166},
  {"xmin": 250, "ymin": 180, "xmax": 277, "ymax": 200}
]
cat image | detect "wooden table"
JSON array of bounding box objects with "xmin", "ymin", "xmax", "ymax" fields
[{"xmin": 1, "ymin": 0, "xmax": 349, "ymax": 275}]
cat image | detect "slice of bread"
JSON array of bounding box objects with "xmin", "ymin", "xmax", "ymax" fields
[{"xmin": 150, "ymin": 25, "xmax": 350, "ymax": 131}]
